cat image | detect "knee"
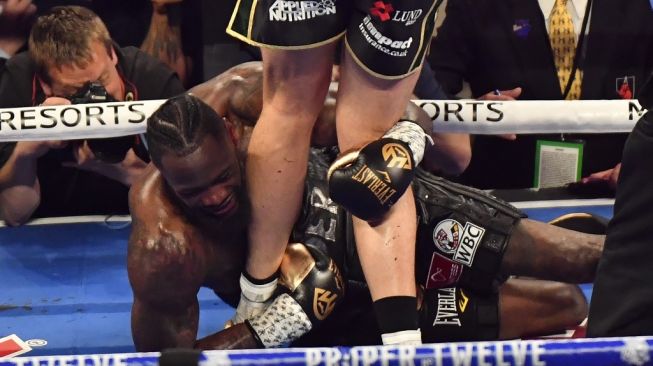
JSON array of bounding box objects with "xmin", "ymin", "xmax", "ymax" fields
[{"xmin": 556, "ymin": 284, "xmax": 589, "ymax": 324}]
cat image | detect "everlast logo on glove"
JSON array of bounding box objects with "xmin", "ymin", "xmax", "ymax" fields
[
  {"xmin": 351, "ymin": 165, "xmax": 397, "ymax": 205},
  {"xmin": 328, "ymin": 138, "xmax": 415, "ymax": 222}
]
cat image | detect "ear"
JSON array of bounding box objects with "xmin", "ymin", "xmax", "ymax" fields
[
  {"xmin": 110, "ymin": 46, "xmax": 118, "ymax": 66},
  {"xmin": 223, "ymin": 117, "xmax": 240, "ymax": 148},
  {"xmin": 38, "ymin": 76, "xmax": 53, "ymax": 97}
]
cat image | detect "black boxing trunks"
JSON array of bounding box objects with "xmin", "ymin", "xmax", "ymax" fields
[
  {"xmin": 292, "ymin": 148, "xmax": 349, "ymax": 267},
  {"xmin": 297, "ymin": 283, "xmax": 501, "ymax": 345},
  {"xmin": 420, "ymin": 286, "xmax": 500, "ymax": 342},
  {"xmin": 295, "ymin": 149, "xmax": 525, "ymax": 294},
  {"xmin": 412, "ymin": 169, "xmax": 526, "ymax": 295},
  {"xmin": 291, "ymin": 149, "xmax": 512, "ymax": 344},
  {"xmin": 227, "ymin": 0, "xmax": 439, "ymax": 78}
]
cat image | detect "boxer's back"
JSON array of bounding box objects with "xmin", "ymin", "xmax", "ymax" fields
[{"xmin": 190, "ymin": 61, "xmax": 339, "ymax": 150}]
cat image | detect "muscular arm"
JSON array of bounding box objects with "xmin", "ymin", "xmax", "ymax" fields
[
  {"xmin": 0, "ymin": 142, "xmax": 52, "ymax": 226},
  {"xmin": 499, "ymin": 278, "xmax": 588, "ymax": 339},
  {"xmin": 140, "ymin": 0, "xmax": 188, "ymax": 85},
  {"xmin": 188, "ymin": 63, "xmax": 470, "ymax": 175},
  {"xmin": 128, "ymin": 210, "xmax": 204, "ymax": 351}
]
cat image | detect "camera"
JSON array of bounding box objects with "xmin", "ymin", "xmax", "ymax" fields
[
  {"xmin": 66, "ymin": 82, "xmax": 135, "ymax": 164},
  {"xmin": 68, "ymin": 81, "xmax": 114, "ymax": 104}
]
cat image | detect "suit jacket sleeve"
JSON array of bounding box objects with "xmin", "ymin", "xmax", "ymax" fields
[{"xmin": 428, "ymin": 0, "xmax": 476, "ymax": 96}]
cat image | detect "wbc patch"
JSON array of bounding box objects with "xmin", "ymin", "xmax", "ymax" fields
[
  {"xmin": 432, "ymin": 219, "xmax": 486, "ymax": 267},
  {"xmin": 0, "ymin": 334, "xmax": 31, "ymax": 358}
]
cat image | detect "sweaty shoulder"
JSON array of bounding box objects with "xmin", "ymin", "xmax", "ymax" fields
[
  {"xmin": 117, "ymin": 46, "xmax": 185, "ymax": 100},
  {"xmin": 129, "ymin": 164, "xmax": 188, "ymax": 249},
  {"xmin": 128, "ymin": 165, "xmax": 204, "ymax": 299},
  {"xmin": 188, "ymin": 62, "xmax": 263, "ymax": 125},
  {"xmin": 129, "ymin": 164, "xmax": 167, "ymax": 221}
]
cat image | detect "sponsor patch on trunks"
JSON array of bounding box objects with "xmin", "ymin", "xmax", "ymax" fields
[
  {"xmin": 357, "ymin": 16, "xmax": 413, "ymax": 57},
  {"xmin": 425, "ymin": 252, "xmax": 463, "ymax": 289},
  {"xmin": 432, "ymin": 287, "xmax": 462, "ymax": 326},
  {"xmin": 433, "ymin": 219, "xmax": 485, "ymax": 266},
  {"xmin": 268, "ymin": 0, "xmax": 336, "ymax": 22}
]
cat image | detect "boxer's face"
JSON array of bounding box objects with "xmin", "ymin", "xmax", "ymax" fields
[
  {"xmin": 41, "ymin": 41, "xmax": 124, "ymax": 101},
  {"xmin": 159, "ymin": 135, "xmax": 244, "ymax": 219}
]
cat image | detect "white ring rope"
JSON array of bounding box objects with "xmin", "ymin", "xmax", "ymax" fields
[
  {"xmin": 420, "ymin": 99, "xmax": 647, "ymax": 134},
  {"xmin": 0, "ymin": 99, "xmax": 647, "ymax": 141},
  {"xmin": 0, "ymin": 100, "xmax": 163, "ymax": 141}
]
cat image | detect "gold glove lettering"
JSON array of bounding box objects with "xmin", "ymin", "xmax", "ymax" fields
[{"xmin": 351, "ymin": 165, "xmax": 397, "ymax": 205}]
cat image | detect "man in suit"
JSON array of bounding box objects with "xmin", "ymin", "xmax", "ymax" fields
[
  {"xmin": 587, "ymin": 78, "xmax": 653, "ymax": 337},
  {"xmin": 428, "ymin": 0, "xmax": 653, "ymax": 189}
]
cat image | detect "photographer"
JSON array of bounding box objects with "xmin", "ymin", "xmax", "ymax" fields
[{"xmin": 0, "ymin": 6, "xmax": 184, "ymax": 226}]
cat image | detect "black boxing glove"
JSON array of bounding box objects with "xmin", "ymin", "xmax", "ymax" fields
[
  {"xmin": 328, "ymin": 138, "xmax": 415, "ymax": 223},
  {"xmin": 328, "ymin": 120, "xmax": 431, "ymax": 223},
  {"xmin": 245, "ymin": 242, "xmax": 345, "ymax": 348}
]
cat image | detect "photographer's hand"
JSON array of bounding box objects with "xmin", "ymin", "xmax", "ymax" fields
[
  {"xmin": 62, "ymin": 144, "xmax": 147, "ymax": 186},
  {"xmin": 41, "ymin": 97, "xmax": 71, "ymax": 106},
  {"xmin": 15, "ymin": 140, "xmax": 68, "ymax": 159},
  {"xmin": 63, "ymin": 140, "xmax": 100, "ymax": 169}
]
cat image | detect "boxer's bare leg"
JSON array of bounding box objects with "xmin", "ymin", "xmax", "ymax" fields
[
  {"xmin": 245, "ymin": 44, "xmax": 336, "ymax": 279},
  {"xmin": 501, "ymin": 219, "xmax": 604, "ymax": 283},
  {"xmin": 336, "ymin": 50, "xmax": 421, "ymax": 329},
  {"xmin": 499, "ymin": 278, "xmax": 588, "ymax": 339}
]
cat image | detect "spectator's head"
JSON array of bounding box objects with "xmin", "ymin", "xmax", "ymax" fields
[
  {"xmin": 146, "ymin": 94, "xmax": 245, "ymax": 220},
  {"xmin": 0, "ymin": 0, "xmax": 37, "ymax": 57},
  {"xmin": 29, "ymin": 6, "xmax": 122, "ymax": 100}
]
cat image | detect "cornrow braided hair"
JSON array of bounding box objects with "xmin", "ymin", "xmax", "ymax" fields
[{"xmin": 146, "ymin": 94, "xmax": 227, "ymax": 163}]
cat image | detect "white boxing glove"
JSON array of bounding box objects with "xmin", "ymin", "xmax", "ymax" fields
[{"xmin": 231, "ymin": 273, "xmax": 278, "ymax": 324}]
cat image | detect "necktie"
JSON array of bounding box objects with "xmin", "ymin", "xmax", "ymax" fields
[{"xmin": 549, "ymin": 0, "xmax": 582, "ymax": 100}]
